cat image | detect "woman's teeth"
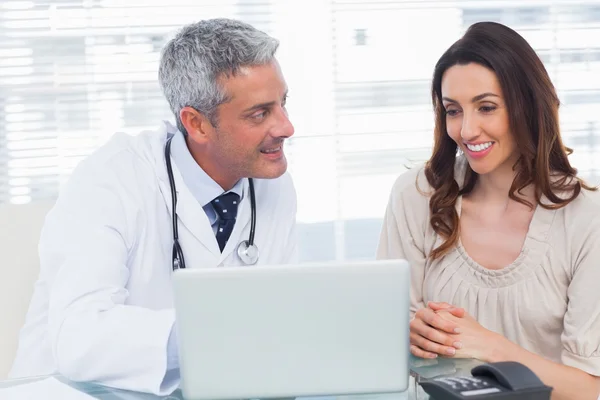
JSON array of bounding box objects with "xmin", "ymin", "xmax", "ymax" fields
[{"xmin": 466, "ymin": 142, "xmax": 493, "ymax": 152}]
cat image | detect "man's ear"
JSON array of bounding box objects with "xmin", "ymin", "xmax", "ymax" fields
[{"xmin": 179, "ymin": 107, "xmax": 215, "ymax": 143}]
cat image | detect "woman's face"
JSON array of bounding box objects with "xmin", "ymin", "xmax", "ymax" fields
[{"xmin": 441, "ymin": 62, "xmax": 519, "ymax": 176}]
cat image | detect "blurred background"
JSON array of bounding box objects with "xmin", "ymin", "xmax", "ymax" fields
[{"xmin": 1, "ymin": 0, "xmax": 599, "ymax": 262}]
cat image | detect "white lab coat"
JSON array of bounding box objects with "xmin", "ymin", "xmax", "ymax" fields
[{"xmin": 9, "ymin": 121, "xmax": 298, "ymax": 395}]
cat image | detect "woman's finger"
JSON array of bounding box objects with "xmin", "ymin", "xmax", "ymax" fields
[
  {"xmin": 427, "ymin": 301, "xmax": 453, "ymax": 310},
  {"xmin": 410, "ymin": 317, "xmax": 459, "ymax": 348},
  {"xmin": 416, "ymin": 307, "xmax": 461, "ymax": 334},
  {"xmin": 444, "ymin": 306, "xmax": 466, "ymax": 318},
  {"xmin": 410, "ymin": 344, "xmax": 438, "ymax": 359},
  {"xmin": 410, "ymin": 332, "xmax": 457, "ymax": 356},
  {"xmin": 428, "ymin": 302, "xmax": 466, "ymax": 318}
]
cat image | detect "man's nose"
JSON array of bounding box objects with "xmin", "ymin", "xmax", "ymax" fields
[{"xmin": 271, "ymin": 107, "xmax": 294, "ymax": 139}]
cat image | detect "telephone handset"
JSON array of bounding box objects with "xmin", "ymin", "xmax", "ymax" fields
[{"xmin": 419, "ymin": 361, "xmax": 553, "ymax": 399}]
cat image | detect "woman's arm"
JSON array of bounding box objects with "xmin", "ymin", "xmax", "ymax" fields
[
  {"xmin": 489, "ymin": 335, "xmax": 600, "ymax": 400},
  {"xmin": 376, "ymin": 170, "xmax": 465, "ymax": 358},
  {"xmin": 435, "ymin": 309, "xmax": 600, "ymax": 400},
  {"xmin": 376, "ymin": 168, "xmax": 429, "ymax": 316}
]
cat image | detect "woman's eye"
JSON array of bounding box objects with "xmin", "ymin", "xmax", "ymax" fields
[
  {"xmin": 445, "ymin": 109, "xmax": 460, "ymax": 117},
  {"xmin": 480, "ymin": 105, "xmax": 496, "ymax": 113}
]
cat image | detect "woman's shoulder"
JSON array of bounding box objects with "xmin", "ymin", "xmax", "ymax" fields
[
  {"xmin": 544, "ymin": 180, "xmax": 600, "ymax": 254},
  {"xmin": 561, "ymin": 184, "xmax": 600, "ymax": 222},
  {"xmin": 389, "ymin": 164, "xmax": 432, "ymax": 203}
]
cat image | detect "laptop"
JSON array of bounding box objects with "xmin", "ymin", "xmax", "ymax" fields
[{"xmin": 172, "ymin": 259, "xmax": 410, "ymax": 400}]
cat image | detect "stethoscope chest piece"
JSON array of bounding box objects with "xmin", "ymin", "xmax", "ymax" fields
[{"xmin": 237, "ymin": 240, "xmax": 259, "ymax": 265}]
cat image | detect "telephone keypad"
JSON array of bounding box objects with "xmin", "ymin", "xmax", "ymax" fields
[{"xmin": 431, "ymin": 376, "xmax": 492, "ymax": 391}]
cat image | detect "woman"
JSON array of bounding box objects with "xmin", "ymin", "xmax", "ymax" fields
[{"xmin": 377, "ymin": 22, "xmax": 600, "ymax": 399}]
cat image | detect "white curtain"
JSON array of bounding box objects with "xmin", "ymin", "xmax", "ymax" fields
[{"xmin": 1, "ymin": 0, "xmax": 599, "ymax": 262}]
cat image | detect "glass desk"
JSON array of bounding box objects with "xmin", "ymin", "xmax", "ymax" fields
[{"xmin": 0, "ymin": 357, "xmax": 483, "ymax": 400}]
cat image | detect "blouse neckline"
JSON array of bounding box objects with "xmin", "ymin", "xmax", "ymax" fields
[
  {"xmin": 450, "ymin": 156, "xmax": 557, "ymax": 282},
  {"xmin": 454, "ymin": 194, "xmax": 556, "ymax": 278}
]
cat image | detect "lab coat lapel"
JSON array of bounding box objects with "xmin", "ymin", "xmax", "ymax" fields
[
  {"xmin": 151, "ymin": 123, "xmax": 221, "ymax": 257},
  {"xmin": 174, "ymin": 172, "xmax": 221, "ymax": 256}
]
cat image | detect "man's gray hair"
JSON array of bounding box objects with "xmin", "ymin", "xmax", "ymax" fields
[{"xmin": 158, "ymin": 18, "xmax": 279, "ymax": 134}]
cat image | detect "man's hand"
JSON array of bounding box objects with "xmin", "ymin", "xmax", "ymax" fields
[{"xmin": 410, "ymin": 302, "xmax": 465, "ymax": 359}]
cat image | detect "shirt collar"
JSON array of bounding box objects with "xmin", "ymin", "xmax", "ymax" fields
[{"xmin": 170, "ymin": 131, "xmax": 243, "ymax": 207}]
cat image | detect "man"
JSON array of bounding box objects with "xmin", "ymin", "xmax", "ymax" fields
[{"xmin": 10, "ymin": 18, "xmax": 297, "ymax": 395}]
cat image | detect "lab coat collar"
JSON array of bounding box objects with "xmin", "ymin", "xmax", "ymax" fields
[
  {"xmin": 170, "ymin": 130, "xmax": 244, "ymax": 225},
  {"xmin": 150, "ymin": 121, "xmax": 252, "ymax": 262}
]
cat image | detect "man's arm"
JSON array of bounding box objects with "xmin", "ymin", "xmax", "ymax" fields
[{"xmin": 44, "ymin": 156, "xmax": 178, "ymax": 395}]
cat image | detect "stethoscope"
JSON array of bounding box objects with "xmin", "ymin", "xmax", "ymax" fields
[{"xmin": 164, "ymin": 134, "xmax": 260, "ymax": 270}]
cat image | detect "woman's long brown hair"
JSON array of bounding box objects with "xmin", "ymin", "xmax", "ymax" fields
[{"xmin": 425, "ymin": 21, "xmax": 596, "ymax": 260}]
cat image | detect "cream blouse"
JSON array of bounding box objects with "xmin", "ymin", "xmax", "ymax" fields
[{"xmin": 376, "ymin": 157, "xmax": 600, "ymax": 377}]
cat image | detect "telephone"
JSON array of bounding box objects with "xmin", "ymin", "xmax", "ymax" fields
[{"xmin": 419, "ymin": 361, "xmax": 552, "ymax": 399}]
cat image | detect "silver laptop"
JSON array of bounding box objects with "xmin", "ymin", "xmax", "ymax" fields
[{"xmin": 172, "ymin": 259, "xmax": 410, "ymax": 400}]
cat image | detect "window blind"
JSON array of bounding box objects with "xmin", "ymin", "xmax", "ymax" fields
[{"xmin": 1, "ymin": 0, "xmax": 599, "ymax": 261}]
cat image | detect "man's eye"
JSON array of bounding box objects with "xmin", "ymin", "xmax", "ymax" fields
[{"xmin": 251, "ymin": 111, "xmax": 267, "ymax": 120}]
